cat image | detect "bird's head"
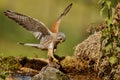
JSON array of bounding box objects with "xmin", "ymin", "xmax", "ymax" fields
[{"xmin": 56, "ymin": 32, "xmax": 66, "ymax": 44}]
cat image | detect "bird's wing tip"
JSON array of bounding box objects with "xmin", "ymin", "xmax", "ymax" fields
[
  {"xmin": 4, "ymin": 10, "xmax": 10, "ymax": 14},
  {"xmin": 4, "ymin": 10, "xmax": 14, "ymax": 14}
]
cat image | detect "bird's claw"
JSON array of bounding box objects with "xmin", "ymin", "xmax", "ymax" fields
[
  {"xmin": 49, "ymin": 55, "xmax": 59, "ymax": 64},
  {"xmin": 48, "ymin": 56, "xmax": 60, "ymax": 68},
  {"xmin": 52, "ymin": 57, "xmax": 59, "ymax": 64}
]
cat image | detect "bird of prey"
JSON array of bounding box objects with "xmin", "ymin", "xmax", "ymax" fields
[{"xmin": 4, "ymin": 3, "xmax": 72, "ymax": 63}]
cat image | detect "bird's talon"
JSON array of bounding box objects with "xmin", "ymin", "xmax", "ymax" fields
[{"xmin": 53, "ymin": 58, "xmax": 59, "ymax": 63}]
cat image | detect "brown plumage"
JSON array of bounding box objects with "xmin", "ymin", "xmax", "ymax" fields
[
  {"xmin": 4, "ymin": 3, "xmax": 72, "ymax": 63},
  {"xmin": 4, "ymin": 10, "xmax": 51, "ymax": 36}
]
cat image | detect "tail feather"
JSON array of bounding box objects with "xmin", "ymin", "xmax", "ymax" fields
[{"xmin": 18, "ymin": 42, "xmax": 25, "ymax": 45}]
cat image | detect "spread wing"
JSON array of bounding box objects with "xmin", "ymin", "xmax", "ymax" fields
[
  {"xmin": 50, "ymin": 3, "xmax": 72, "ymax": 33},
  {"xmin": 58, "ymin": 3, "xmax": 73, "ymax": 20},
  {"xmin": 4, "ymin": 10, "xmax": 52, "ymax": 40}
]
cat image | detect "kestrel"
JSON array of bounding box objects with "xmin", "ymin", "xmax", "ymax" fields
[{"xmin": 4, "ymin": 3, "xmax": 72, "ymax": 63}]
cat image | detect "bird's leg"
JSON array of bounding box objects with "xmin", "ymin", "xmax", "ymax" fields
[
  {"xmin": 19, "ymin": 42, "xmax": 43, "ymax": 49},
  {"xmin": 47, "ymin": 49, "xmax": 60, "ymax": 68},
  {"xmin": 48, "ymin": 43, "xmax": 58, "ymax": 64}
]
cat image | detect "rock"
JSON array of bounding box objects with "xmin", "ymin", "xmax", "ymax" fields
[
  {"xmin": 74, "ymin": 32, "xmax": 101, "ymax": 60},
  {"xmin": 74, "ymin": 32, "xmax": 101, "ymax": 72},
  {"xmin": 32, "ymin": 66, "xmax": 69, "ymax": 80}
]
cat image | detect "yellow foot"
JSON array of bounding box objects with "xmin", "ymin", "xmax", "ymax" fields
[
  {"xmin": 48, "ymin": 57, "xmax": 60, "ymax": 68},
  {"xmin": 52, "ymin": 57, "xmax": 59, "ymax": 63}
]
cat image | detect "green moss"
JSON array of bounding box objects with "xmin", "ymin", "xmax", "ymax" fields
[
  {"xmin": 60, "ymin": 56, "xmax": 76, "ymax": 72},
  {"xmin": 0, "ymin": 56, "xmax": 21, "ymax": 79}
]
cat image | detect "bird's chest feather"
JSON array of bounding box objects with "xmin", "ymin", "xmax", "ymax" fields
[
  {"xmin": 40, "ymin": 35, "xmax": 53, "ymax": 47},
  {"xmin": 40, "ymin": 34, "xmax": 58, "ymax": 49}
]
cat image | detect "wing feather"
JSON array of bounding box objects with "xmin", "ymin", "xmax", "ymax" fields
[{"xmin": 4, "ymin": 10, "xmax": 52, "ymax": 38}]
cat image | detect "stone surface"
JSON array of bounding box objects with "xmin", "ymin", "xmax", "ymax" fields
[{"xmin": 32, "ymin": 66, "xmax": 69, "ymax": 80}]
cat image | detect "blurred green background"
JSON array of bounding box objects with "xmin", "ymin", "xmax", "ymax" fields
[{"xmin": 0, "ymin": 0, "xmax": 111, "ymax": 58}]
